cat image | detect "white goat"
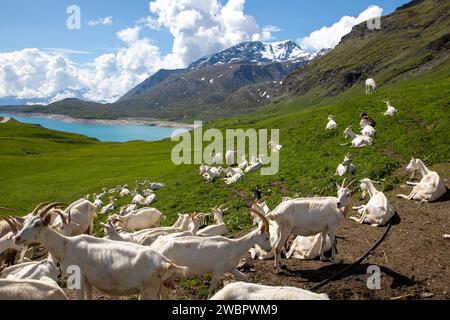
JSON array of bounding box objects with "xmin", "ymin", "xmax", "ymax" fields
[
  {"xmin": 244, "ymin": 157, "xmax": 263, "ymax": 174},
  {"xmin": 361, "ymin": 125, "xmax": 376, "ymax": 137},
  {"xmin": 225, "ymin": 150, "xmax": 237, "ymax": 166},
  {"xmin": 109, "ymin": 208, "xmax": 164, "ymax": 232},
  {"xmin": 224, "ymin": 171, "xmax": 244, "ymax": 185},
  {"xmin": 383, "ymin": 99, "xmax": 398, "ymax": 117},
  {"xmin": 326, "ymin": 115, "xmax": 338, "ymax": 130},
  {"xmin": 0, "ymin": 279, "xmax": 68, "ymax": 300},
  {"xmin": 150, "ymin": 210, "xmax": 271, "ymax": 298},
  {"xmin": 335, "ymin": 153, "xmax": 356, "ymax": 177},
  {"xmin": 197, "ymin": 206, "xmax": 228, "ymax": 237},
  {"xmin": 1, "ymin": 257, "xmax": 60, "ymax": 285},
  {"xmin": 119, "ymin": 204, "xmax": 138, "ymax": 216},
  {"xmin": 286, "ymin": 234, "xmax": 332, "ymax": 260},
  {"xmin": 211, "ymin": 282, "xmax": 329, "ymax": 300},
  {"xmin": 344, "ymin": 126, "xmax": 373, "ymax": 148},
  {"xmin": 351, "ymin": 179, "xmax": 395, "ymax": 227},
  {"xmin": 100, "ymin": 198, "xmax": 116, "ymax": 215},
  {"xmin": 238, "ymin": 156, "xmax": 249, "ymax": 171},
  {"xmin": 249, "ymin": 201, "xmax": 288, "ymax": 261},
  {"xmin": 52, "ymin": 199, "xmax": 97, "ymax": 236},
  {"xmin": 13, "ymin": 203, "xmax": 188, "ymax": 300},
  {"xmin": 397, "ymin": 158, "xmax": 447, "ymax": 203},
  {"xmin": 257, "ymin": 180, "xmax": 354, "ymax": 272},
  {"xmin": 365, "ymin": 78, "xmax": 376, "ymax": 94},
  {"xmin": 268, "ymin": 141, "xmax": 282, "ymax": 153}
]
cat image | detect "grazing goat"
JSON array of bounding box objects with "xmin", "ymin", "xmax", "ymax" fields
[
  {"xmin": 335, "ymin": 154, "xmax": 356, "ymax": 177},
  {"xmin": 326, "ymin": 115, "xmax": 338, "ymax": 130},
  {"xmin": 13, "ymin": 203, "xmax": 188, "ymax": 300},
  {"xmin": 344, "ymin": 126, "xmax": 373, "ymax": 148},
  {"xmin": 109, "ymin": 208, "xmax": 164, "ymax": 232},
  {"xmin": 197, "ymin": 206, "xmax": 228, "ymax": 237},
  {"xmin": 211, "ymin": 282, "xmax": 329, "ymax": 300},
  {"xmin": 150, "ymin": 210, "xmax": 271, "ymax": 298},
  {"xmin": 351, "ymin": 179, "xmax": 395, "ymax": 227},
  {"xmin": 258, "ymin": 179, "xmax": 354, "ymax": 272},
  {"xmin": 383, "ymin": 99, "xmax": 398, "ymax": 116},
  {"xmin": 365, "ymin": 78, "xmax": 376, "ymax": 94},
  {"xmin": 286, "ymin": 234, "xmax": 332, "ymax": 260},
  {"xmin": 0, "ymin": 279, "xmax": 68, "ymax": 300},
  {"xmin": 397, "ymin": 158, "xmax": 447, "ymax": 203}
]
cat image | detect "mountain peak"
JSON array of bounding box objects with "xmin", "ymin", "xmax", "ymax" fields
[{"xmin": 188, "ymin": 40, "xmax": 311, "ymax": 70}]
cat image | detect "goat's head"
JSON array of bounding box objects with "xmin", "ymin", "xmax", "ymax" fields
[
  {"xmin": 14, "ymin": 203, "xmax": 66, "ymax": 245},
  {"xmin": 406, "ymin": 158, "xmax": 420, "ymax": 173},
  {"xmin": 100, "ymin": 221, "xmax": 117, "ymax": 237},
  {"xmin": 343, "ymin": 126, "xmax": 353, "ymax": 138},
  {"xmin": 336, "ymin": 179, "xmax": 355, "ymax": 209},
  {"xmin": 343, "ymin": 153, "xmax": 353, "ymax": 165},
  {"xmin": 359, "ymin": 179, "xmax": 372, "ymax": 199},
  {"xmin": 51, "ymin": 209, "xmax": 79, "ymax": 236},
  {"xmin": 328, "ymin": 115, "xmax": 334, "ymax": 121}
]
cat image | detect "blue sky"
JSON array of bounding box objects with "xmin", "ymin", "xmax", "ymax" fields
[
  {"xmin": 0, "ymin": 0, "xmax": 408, "ymax": 63},
  {"xmin": 0, "ymin": 0, "xmax": 409, "ymax": 103}
]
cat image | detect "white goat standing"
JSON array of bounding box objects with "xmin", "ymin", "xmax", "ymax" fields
[
  {"xmin": 13, "ymin": 203, "xmax": 188, "ymax": 300},
  {"xmin": 397, "ymin": 158, "xmax": 447, "ymax": 203},
  {"xmin": 259, "ymin": 179, "xmax": 355, "ymax": 272},
  {"xmin": 344, "ymin": 126, "xmax": 373, "ymax": 148},
  {"xmin": 150, "ymin": 210, "xmax": 271, "ymax": 298},
  {"xmin": 383, "ymin": 99, "xmax": 398, "ymax": 117},
  {"xmin": 366, "ymin": 78, "xmax": 377, "ymax": 94},
  {"xmin": 326, "ymin": 115, "xmax": 338, "ymax": 130},
  {"xmin": 351, "ymin": 179, "xmax": 395, "ymax": 227},
  {"xmin": 211, "ymin": 282, "xmax": 329, "ymax": 300},
  {"xmin": 52, "ymin": 199, "xmax": 97, "ymax": 236},
  {"xmin": 335, "ymin": 154, "xmax": 356, "ymax": 177}
]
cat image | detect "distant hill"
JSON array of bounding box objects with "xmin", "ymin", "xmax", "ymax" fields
[
  {"xmin": 17, "ymin": 40, "xmax": 318, "ymax": 121},
  {"xmin": 278, "ymin": 0, "xmax": 449, "ymax": 100}
]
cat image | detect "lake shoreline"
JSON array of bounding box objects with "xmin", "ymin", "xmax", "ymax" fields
[{"xmin": 1, "ymin": 112, "xmax": 195, "ymax": 130}]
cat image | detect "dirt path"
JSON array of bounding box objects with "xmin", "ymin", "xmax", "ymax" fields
[
  {"xmin": 63, "ymin": 163, "xmax": 449, "ymax": 300},
  {"xmin": 0, "ymin": 117, "xmax": 11, "ymax": 124}
]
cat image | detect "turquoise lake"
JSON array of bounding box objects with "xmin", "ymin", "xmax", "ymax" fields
[{"xmin": 0, "ymin": 113, "xmax": 183, "ymax": 142}]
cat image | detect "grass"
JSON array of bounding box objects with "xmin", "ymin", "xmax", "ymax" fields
[{"xmin": 0, "ymin": 60, "xmax": 449, "ymax": 237}]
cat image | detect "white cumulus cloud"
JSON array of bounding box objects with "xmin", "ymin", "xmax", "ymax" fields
[
  {"xmin": 88, "ymin": 16, "xmax": 114, "ymax": 27},
  {"xmin": 298, "ymin": 5, "xmax": 383, "ymax": 52}
]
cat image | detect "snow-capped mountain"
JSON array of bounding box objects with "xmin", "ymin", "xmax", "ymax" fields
[{"xmin": 188, "ymin": 40, "xmax": 311, "ymax": 70}]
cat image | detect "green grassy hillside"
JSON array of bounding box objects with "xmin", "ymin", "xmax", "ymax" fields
[{"xmin": 1, "ymin": 59, "xmax": 448, "ymax": 234}]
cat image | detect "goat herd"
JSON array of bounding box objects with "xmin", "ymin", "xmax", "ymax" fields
[{"xmin": 0, "ymin": 96, "xmax": 447, "ymax": 300}]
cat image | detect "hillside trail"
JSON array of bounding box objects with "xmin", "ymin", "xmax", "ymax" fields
[
  {"xmin": 63, "ymin": 163, "xmax": 449, "ymax": 300},
  {"xmin": 0, "ymin": 117, "xmax": 11, "ymax": 124}
]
